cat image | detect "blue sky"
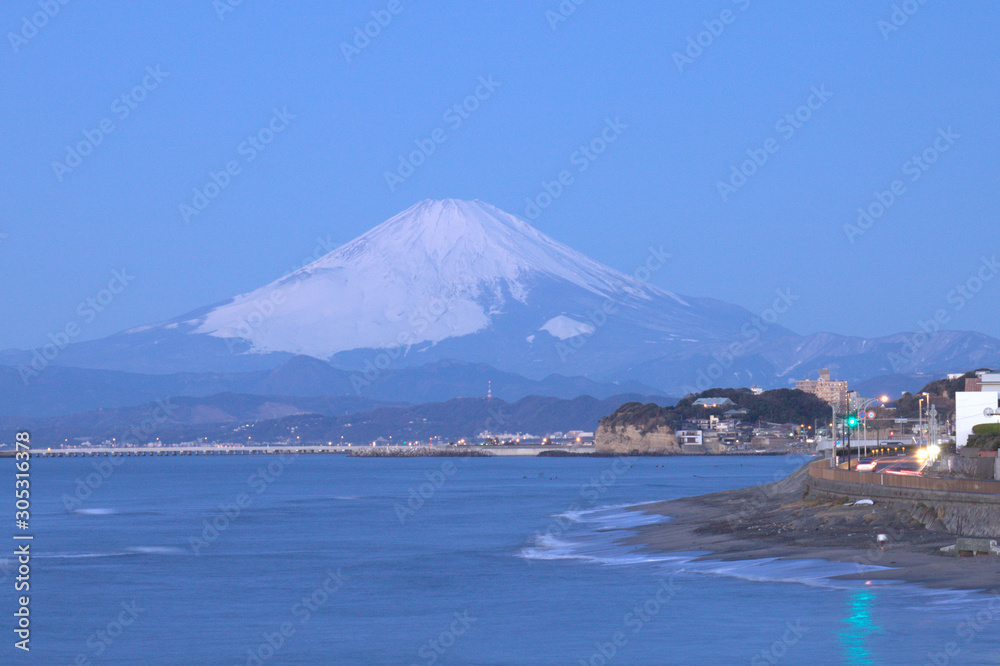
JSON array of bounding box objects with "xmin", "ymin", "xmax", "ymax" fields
[{"xmin": 2, "ymin": 1, "xmax": 998, "ymax": 351}]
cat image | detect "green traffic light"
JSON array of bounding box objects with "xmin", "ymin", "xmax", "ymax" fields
[{"xmin": 846, "ymin": 416, "xmax": 858, "ymax": 427}]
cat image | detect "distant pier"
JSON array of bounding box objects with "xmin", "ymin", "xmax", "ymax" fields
[{"xmin": 2, "ymin": 445, "xmax": 347, "ymax": 458}]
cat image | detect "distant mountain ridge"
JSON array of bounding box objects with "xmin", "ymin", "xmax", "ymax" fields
[
  {"xmin": 3, "ymin": 198, "xmax": 1000, "ymax": 399},
  {"xmin": 0, "ymin": 392, "xmax": 670, "ymax": 447},
  {"xmin": 0, "ymin": 356, "xmax": 668, "ymax": 419}
]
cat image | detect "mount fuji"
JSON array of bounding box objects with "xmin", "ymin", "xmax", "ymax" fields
[
  {"xmin": 190, "ymin": 199, "xmax": 764, "ymax": 376},
  {"xmin": 6, "ymin": 198, "xmax": 1000, "ymax": 399}
]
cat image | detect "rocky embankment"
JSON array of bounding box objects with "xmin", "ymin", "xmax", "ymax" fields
[{"xmin": 631, "ymin": 462, "xmax": 1000, "ymax": 592}]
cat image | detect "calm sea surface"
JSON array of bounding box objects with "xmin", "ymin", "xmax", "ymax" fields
[{"xmin": 3, "ymin": 454, "xmax": 999, "ymax": 665}]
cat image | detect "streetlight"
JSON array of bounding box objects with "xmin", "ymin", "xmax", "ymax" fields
[
  {"xmin": 918, "ymin": 392, "xmax": 931, "ymax": 450},
  {"xmin": 856, "ymin": 395, "xmax": 889, "ymax": 458}
]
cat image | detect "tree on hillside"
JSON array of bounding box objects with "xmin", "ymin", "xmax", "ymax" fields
[
  {"xmin": 600, "ymin": 388, "xmax": 830, "ymax": 431},
  {"xmin": 895, "ymin": 368, "xmax": 989, "ymax": 419}
]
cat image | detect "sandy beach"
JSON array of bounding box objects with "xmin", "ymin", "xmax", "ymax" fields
[{"xmin": 627, "ymin": 463, "xmax": 1000, "ymax": 593}]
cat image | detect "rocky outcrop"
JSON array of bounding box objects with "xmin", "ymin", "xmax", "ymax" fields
[{"xmin": 595, "ymin": 424, "xmax": 680, "ymax": 454}]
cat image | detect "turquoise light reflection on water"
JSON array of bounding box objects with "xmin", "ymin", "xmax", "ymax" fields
[{"xmin": 840, "ymin": 587, "xmax": 885, "ymax": 665}]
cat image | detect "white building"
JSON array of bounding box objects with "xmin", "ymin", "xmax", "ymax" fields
[
  {"xmin": 980, "ymin": 373, "xmax": 1000, "ymax": 391},
  {"xmin": 955, "ymin": 391, "xmax": 1000, "ymax": 448},
  {"xmin": 677, "ymin": 430, "xmax": 703, "ymax": 446}
]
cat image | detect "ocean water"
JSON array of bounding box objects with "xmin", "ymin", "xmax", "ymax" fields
[{"xmin": 3, "ymin": 454, "xmax": 999, "ymax": 665}]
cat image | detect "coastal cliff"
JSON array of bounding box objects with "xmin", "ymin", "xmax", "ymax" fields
[
  {"xmin": 596, "ymin": 402, "xmax": 680, "ymax": 453},
  {"xmin": 594, "ymin": 423, "xmax": 680, "ymax": 454}
]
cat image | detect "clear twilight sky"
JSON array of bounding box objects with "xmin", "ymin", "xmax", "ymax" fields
[{"xmin": 1, "ymin": 2, "xmax": 998, "ymax": 351}]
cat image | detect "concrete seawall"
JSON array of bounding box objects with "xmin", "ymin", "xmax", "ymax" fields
[{"xmin": 806, "ymin": 462, "xmax": 1000, "ymax": 538}]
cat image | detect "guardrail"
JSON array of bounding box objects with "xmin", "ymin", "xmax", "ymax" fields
[{"xmin": 808, "ymin": 459, "xmax": 1000, "ymax": 494}]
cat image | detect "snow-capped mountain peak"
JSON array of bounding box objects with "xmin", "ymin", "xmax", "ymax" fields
[
  {"xmin": 295, "ymin": 199, "xmax": 675, "ymax": 301},
  {"xmin": 193, "ymin": 199, "xmax": 686, "ymax": 358}
]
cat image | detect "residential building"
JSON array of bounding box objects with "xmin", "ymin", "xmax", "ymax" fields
[
  {"xmin": 980, "ymin": 373, "xmax": 1000, "ymax": 391},
  {"xmin": 795, "ymin": 368, "xmax": 848, "ymax": 412},
  {"xmin": 676, "ymin": 430, "xmax": 702, "ymax": 446},
  {"xmin": 691, "ymin": 397, "xmax": 736, "ymax": 408}
]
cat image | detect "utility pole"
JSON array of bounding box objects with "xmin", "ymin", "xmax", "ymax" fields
[
  {"xmin": 876, "ymin": 412, "xmax": 881, "ymax": 451},
  {"xmin": 929, "ymin": 404, "xmax": 938, "ymax": 450},
  {"xmin": 918, "ymin": 397, "xmax": 925, "ymax": 451},
  {"xmin": 830, "ymin": 404, "xmax": 837, "ymax": 468}
]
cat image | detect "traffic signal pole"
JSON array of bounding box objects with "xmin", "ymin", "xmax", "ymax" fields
[{"xmin": 847, "ymin": 423, "xmax": 851, "ymax": 469}]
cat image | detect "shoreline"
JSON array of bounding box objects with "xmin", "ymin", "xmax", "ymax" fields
[
  {"xmin": 624, "ymin": 463, "xmax": 1000, "ymax": 594},
  {"xmin": 4, "ymin": 447, "xmax": 806, "ymax": 458}
]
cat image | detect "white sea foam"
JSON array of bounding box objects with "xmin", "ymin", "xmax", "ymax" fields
[
  {"xmin": 520, "ymin": 504, "xmax": 682, "ymax": 565},
  {"xmin": 125, "ymin": 546, "xmax": 184, "ymax": 555},
  {"xmin": 35, "ymin": 552, "xmax": 123, "ymax": 560},
  {"xmin": 519, "ymin": 503, "xmax": 901, "ymax": 590},
  {"xmin": 37, "ymin": 546, "xmax": 184, "ymax": 559},
  {"xmin": 72, "ymin": 508, "xmax": 118, "ymax": 515}
]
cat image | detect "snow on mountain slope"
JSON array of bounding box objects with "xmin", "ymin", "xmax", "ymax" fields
[
  {"xmin": 539, "ymin": 315, "xmax": 595, "ymax": 340},
  {"xmin": 5, "ymin": 198, "xmax": 999, "ymax": 394},
  {"xmin": 193, "ymin": 199, "xmax": 693, "ymax": 358}
]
